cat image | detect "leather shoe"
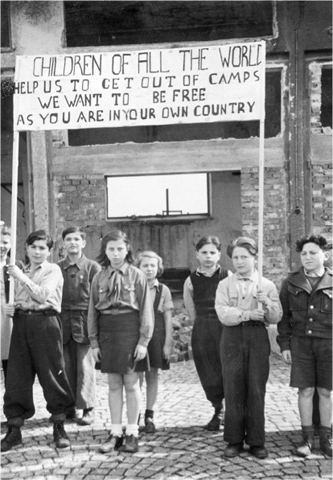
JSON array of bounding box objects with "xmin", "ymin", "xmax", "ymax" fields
[
  {"xmin": 66, "ymin": 409, "xmax": 76, "ymax": 420},
  {"xmin": 319, "ymin": 427, "xmax": 333, "ymax": 457},
  {"xmin": 77, "ymin": 408, "xmax": 94, "ymax": 426},
  {"xmin": 205, "ymin": 411, "xmax": 223, "ymax": 431},
  {"xmin": 224, "ymin": 443, "xmax": 243, "ymax": 457},
  {"xmin": 250, "ymin": 446, "xmax": 268, "ymax": 459},
  {"xmin": 121, "ymin": 434, "xmax": 139, "ymax": 453},
  {"xmin": 1, "ymin": 426, "xmax": 22, "ymax": 452},
  {"xmin": 99, "ymin": 434, "xmax": 123, "ymax": 453},
  {"xmin": 53, "ymin": 423, "xmax": 70, "ymax": 448},
  {"xmin": 145, "ymin": 417, "xmax": 156, "ymax": 434}
]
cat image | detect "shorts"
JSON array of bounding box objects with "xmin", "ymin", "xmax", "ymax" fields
[{"xmin": 290, "ymin": 335, "xmax": 332, "ymax": 390}]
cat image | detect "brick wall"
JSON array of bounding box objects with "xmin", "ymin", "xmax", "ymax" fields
[
  {"xmin": 241, "ymin": 166, "xmax": 289, "ymax": 288},
  {"xmin": 54, "ymin": 165, "xmax": 289, "ymax": 288},
  {"xmin": 54, "ymin": 173, "xmax": 106, "ymax": 236}
]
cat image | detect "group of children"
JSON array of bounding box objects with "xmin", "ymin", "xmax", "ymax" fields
[
  {"xmin": 0, "ymin": 224, "xmax": 332, "ymax": 460},
  {"xmin": 0, "ymin": 226, "xmax": 173, "ymax": 454}
]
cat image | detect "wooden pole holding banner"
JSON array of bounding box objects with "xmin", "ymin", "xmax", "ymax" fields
[
  {"xmin": 257, "ymin": 40, "xmax": 266, "ymax": 292},
  {"xmin": 9, "ymin": 130, "xmax": 20, "ymax": 304}
]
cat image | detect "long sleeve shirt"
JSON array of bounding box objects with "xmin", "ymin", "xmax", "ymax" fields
[
  {"xmin": 215, "ymin": 270, "xmax": 281, "ymax": 326},
  {"xmin": 14, "ymin": 261, "xmax": 63, "ymax": 313},
  {"xmin": 88, "ymin": 262, "xmax": 154, "ymax": 349}
]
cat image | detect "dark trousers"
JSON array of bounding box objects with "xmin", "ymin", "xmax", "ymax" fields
[
  {"xmin": 4, "ymin": 312, "xmax": 75, "ymax": 426},
  {"xmin": 221, "ymin": 322, "xmax": 270, "ymax": 446},
  {"xmin": 192, "ymin": 314, "xmax": 224, "ymax": 409},
  {"xmin": 2, "ymin": 360, "xmax": 8, "ymax": 384}
]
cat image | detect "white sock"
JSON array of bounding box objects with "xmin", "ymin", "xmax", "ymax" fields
[
  {"xmin": 111, "ymin": 424, "xmax": 123, "ymax": 437},
  {"xmin": 126, "ymin": 424, "xmax": 139, "ymax": 437}
]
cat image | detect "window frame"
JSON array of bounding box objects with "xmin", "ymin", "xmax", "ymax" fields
[{"xmin": 105, "ymin": 172, "xmax": 212, "ymax": 222}]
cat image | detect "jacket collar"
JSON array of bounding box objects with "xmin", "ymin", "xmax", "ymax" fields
[
  {"xmin": 62, "ymin": 254, "xmax": 86, "ymax": 270},
  {"xmin": 288, "ymin": 267, "xmax": 332, "ymax": 293}
]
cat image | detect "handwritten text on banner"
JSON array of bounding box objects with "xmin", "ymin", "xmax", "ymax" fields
[{"xmin": 14, "ymin": 42, "xmax": 265, "ymax": 131}]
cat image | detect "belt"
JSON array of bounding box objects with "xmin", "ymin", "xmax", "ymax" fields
[
  {"xmin": 62, "ymin": 309, "xmax": 87, "ymax": 312},
  {"xmin": 99, "ymin": 308, "xmax": 133, "ymax": 315},
  {"xmin": 242, "ymin": 320, "xmax": 265, "ymax": 327},
  {"xmin": 15, "ymin": 309, "xmax": 59, "ymax": 316}
]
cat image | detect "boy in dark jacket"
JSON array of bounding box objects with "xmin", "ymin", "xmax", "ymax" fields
[{"xmin": 277, "ymin": 234, "xmax": 332, "ymax": 457}]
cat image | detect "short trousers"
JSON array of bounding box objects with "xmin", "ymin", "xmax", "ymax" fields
[{"xmin": 290, "ymin": 335, "xmax": 332, "ymax": 390}]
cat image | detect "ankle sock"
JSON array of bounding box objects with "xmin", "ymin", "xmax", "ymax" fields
[
  {"xmin": 111, "ymin": 424, "xmax": 123, "ymax": 437},
  {"xmin": 126, "ymin": 424, "xmax": 139, "ymax": 437},
  {"xmin": 145, "ymin": 409, "xmax": 154, "ymax": 419}
]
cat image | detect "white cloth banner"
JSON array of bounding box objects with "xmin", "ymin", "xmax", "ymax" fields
[{"xmin": 14, "ymin": 41, "xmax": 265, "ymax": 131}]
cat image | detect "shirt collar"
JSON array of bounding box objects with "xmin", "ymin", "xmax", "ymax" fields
[
  {"xmin": 149, "ymin": 278, "xmax": 160, "ymax": 291},
  {"xmin": 63, "ymin": 254, "xmax": 86, "ymax": 270},
  {"xmin": 23, "ymin": 261, "xmax": 47, "ymax": 274},
  {"xmin": 303, "ymin": 267, "xmax": 325, "ymax": 278},
  {"xmin": 236, "ymin": 270, "xmax": 258, "ymax": 282},
  {"xmin": 107, "ymin": 262, "xmax": 129, "ymax": 277},
  {"xmin": 196, "ymin": 264, "xmax": 220, "ymax": 277}
]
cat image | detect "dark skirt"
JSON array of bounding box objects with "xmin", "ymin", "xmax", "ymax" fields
[
  {"xmin": 148, "ymin": 313, "xmax": 170, "ymax": 370},
  {"xmin": 98, "ymin": 311, "xmax": 150, "ymax": 374}
]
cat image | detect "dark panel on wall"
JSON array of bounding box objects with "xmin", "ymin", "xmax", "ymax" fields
[
  {"xmin": 65, "ymin": 1, "xmax": 273, "ymax": 47},
  {"xmin": 321, "ymin": 67, "xmax": 332, "ymax": 129},
  {"xmin": 1, "ymin": 1, "xmax": 11, "ymax": 48}
]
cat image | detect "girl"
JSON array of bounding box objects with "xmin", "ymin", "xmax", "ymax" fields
[
  {"xmin": 183, "ymin": 235, "xmax": 230, "ymax": 431},
  {"xmin": 215, "ymin": 237, "xmax": 281, "ymax": 459},
  {"xmin": 88, "ymin": 230, "xmax": 154, "ymax": 453},
  {"xmin": 137, "ymin": 251, "xmax": 173, "ymax": 433}
]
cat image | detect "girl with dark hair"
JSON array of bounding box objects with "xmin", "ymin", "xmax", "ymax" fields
[
  {"xmin": 183, "ymin": 235, "xmax": 230, "ymax": 431},
  {"xmin": 88, "ymin": 230, "xmax": 154, "ymax": 453},
  {"xmin": 215, "ymin": 236, "xmax": 281, "ymax": 459}
]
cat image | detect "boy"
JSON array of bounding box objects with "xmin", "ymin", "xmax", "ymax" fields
[
  {"xmin": 58, "ymin": 227, "xmax": 100, "ymax": 425},
  {"xmin": 278, "ymin": 234, "xmax": 332, "ymax": 457},
  {"xmin": 1, "ymin": 230, "xmax": 75, "ymax": 452},
  {"xmin": 1, "ymin": 224, "xmax": 13, "ymax": 381},
  {"xmin": 215, "ymin": 237, "xmax": 281, "ymax": 459}
]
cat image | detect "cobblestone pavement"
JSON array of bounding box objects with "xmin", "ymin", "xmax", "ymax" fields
[{"xmin": 1, "ymin": 353, "xmax": 332, "ymax": 480}]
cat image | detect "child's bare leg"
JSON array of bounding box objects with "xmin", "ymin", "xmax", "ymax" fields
[
  {"xmin": 145, "ymin": 368, "xmax": 158, "ymax": 410},
  {"xmin": 298, "ymin": 387, "xmax": 315, "ymax": 425},
  {"xmin": 99, "ymin": 373, "xmax": 124, "ymax": 454},
  {"xmin": 318, "ymin": 387, "xmax": 332, "ymax": 427},
  {"xmin": 124, "ymin": 372, "xmax": 141, "ymax": 424},
  {"xmin": 108, "ymin": 373, "xmax": 123, "ymax": 424}
]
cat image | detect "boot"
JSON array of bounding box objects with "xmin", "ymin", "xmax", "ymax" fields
[
  {"xmin": 144, "ymin": 410, "xmax": 156, "ymax": 434},
  {"xmin": 295, "ymin": 425, "xmax": 314, "ymax": 457},
  {"xmin": 121, "ymin": 434, "xmax": 139, "ymax": 453},
  {"xmin": 53, "ymin": 422, "xmax": 70, "ymax": 448},
  {"xmin": 319, "ymin": 426, "xmax": 333, "ymax": 457},
  {"xmin": 205, "ymin": 407, "xmax": 224, "ymax": 431},
  {"xmin": 1, "ymin": 426, "xmax": 22, "ymax": 452}
]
